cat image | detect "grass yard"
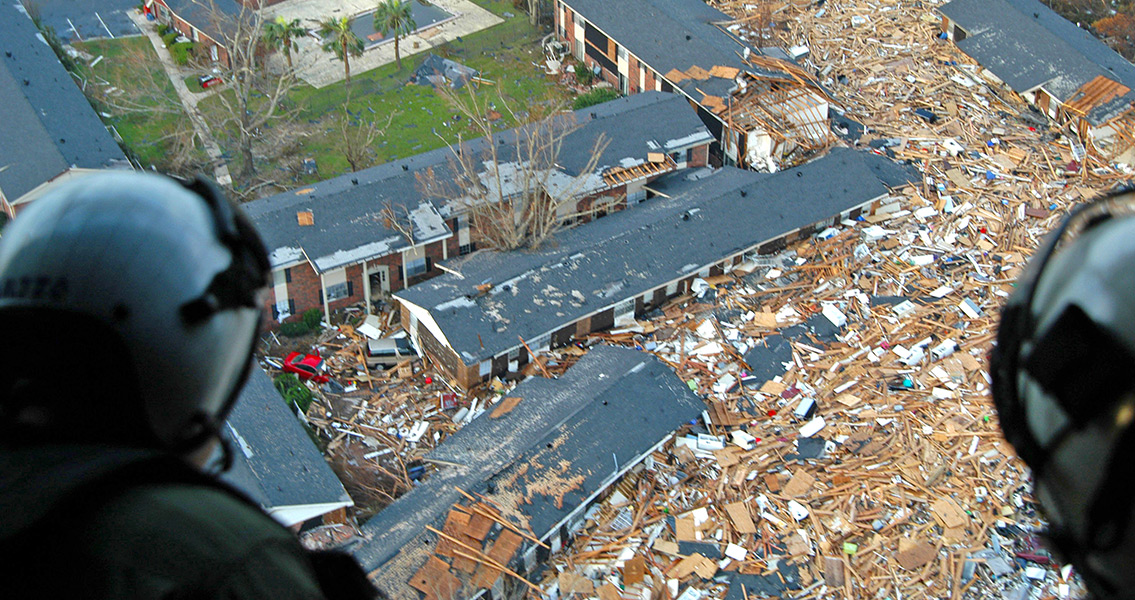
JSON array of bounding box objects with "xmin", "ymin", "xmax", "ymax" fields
[
  {"xmin": 200, "ymin": 2, "xmax": 570, "ymax": 185},
  {"xmin": 71, "ymin": 36, "xmax": 193, "ymax": 169}
]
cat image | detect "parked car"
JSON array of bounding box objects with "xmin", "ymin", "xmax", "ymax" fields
[
  {"xmin": 197, "ymin": 74, "xmax": 222, "ymax": 88},
  {"xmin": 282, "ymin": 352, "xmax": 330, "ymax": 384},
  {"xmin": 365, "ymin": 337, "xmax": 417, "ymax": 369}
]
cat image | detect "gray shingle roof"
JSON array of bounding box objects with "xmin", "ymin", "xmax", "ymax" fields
[
  {"xmin": 0, "ymin": 5, "xmax": 128, "ymax": 202},
  {"xmin": 562, "ymin": 0, "xmax": 791, "ymax": 100},
  {"xmin": 940, "ymin": 0, "xmax": 1135, "ymax": 123},
  {"xmin": 354, "ymin": 345, "xmax": 704, "ymax": 597},
  {"xmin": 396, "ymin": 148, "xmax": 917, "ymax": 366},
  {"xmin": 244, "ymin": 92, "xmax": 712, "ymax": 272},
  {"xmin": 220, "ymin": 367, "xmax": 351, "ymax": 522},
  {"xmin": 160, "ymin": 0, "xmax": 243, "ymax": 42}
]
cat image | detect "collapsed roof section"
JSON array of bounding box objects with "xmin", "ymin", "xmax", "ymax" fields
[
  {"xmin": 245, "ymin": 92, "xmax": 712, "ymax": 273},
  {"xmin": 940, "ymin": 0, "xmax": 1135, "ymax": 150},
  {"xmin": 561, "ymin": 0, "xmax": 836, "ymax": 170},
  {"xmin": 353, "ymin": 345, "xmax": 704, "ymax": 599},
  {"xmin": 396, "ymin": 148, "xmax": 917, "ymax": 370}
]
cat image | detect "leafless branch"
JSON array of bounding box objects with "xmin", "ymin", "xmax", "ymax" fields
[{"xmin": 416, "ymin": 84, "xmax": 609, "ymax": 251}]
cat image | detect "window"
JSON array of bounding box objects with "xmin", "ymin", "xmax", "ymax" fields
[
  {"xmin": 479, "ymin": 360, "xmax": 492, "ymax": 377},
  {"xmin": 271, "ymin": 299, "xmax": 295, "ymax": 320},
  {"xmin": 404, "ymin": 246, "xmax": 428, "ymax": 278},
  {"xmin": 508, "ymin": 347, "xmax": 521, "ymax": 361},
  {"xmin": 617, "ymin": 45, "xmax": 626, "ymax": 61},
  {"xmin": 619, "ymin": 73, "xmax": 628, "ymax": 94},
  {"xmin": 284, "ymin": 267, "xmax": 292, "ymax": 283},
  {"xmin": 325, "ymin": 282, "xmax": 351, "ymax": 302},
  {"xmin": 322, "ymin": 268, "xmax": 351, "ymax": 303},
  {"xmin": 574, "ymin": 38, "xmax": 584, "ymax": 61}
]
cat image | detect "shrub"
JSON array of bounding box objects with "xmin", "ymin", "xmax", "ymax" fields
[
  {"xmin": 274, "ymin": 373, "xmax": 313, "ymax": 414},
  {"xmin": 302, "ymin": 308, "xmax": 323, "ymax": 331},
  {"xmin": 157, "ymin": 23, "xmax": 171, "ymax": 36},
  {"xmin": 170, "ymin": 41, "xmax": 195, "ymax": 65},
  {"xmin": 573, "ymin": 87, "xmax": 619, "ymax": 110},
  {"xmin": 278, "ymin": 321, "xmax": 310, "ymax": 337},
  {"xmin": 575, "ymin": 62, "xmax": 595, "ymax": 86},
  {"xmin": 161, "ymin": 31, "xmax": 179, "ymax": 46}
]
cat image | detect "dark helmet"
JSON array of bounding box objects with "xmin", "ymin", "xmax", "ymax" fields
[
  {"xmin": 992, "ymin": 189, "xmax": 1135, "ymax": 597},
  {"xmin": 0, "ymin": 172, "xmax": 269, "ymax": 452}
]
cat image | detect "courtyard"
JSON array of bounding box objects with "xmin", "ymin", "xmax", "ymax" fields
[{"xmin": 262, "ymin": 0, "xmax": 502, "ymax": 88}]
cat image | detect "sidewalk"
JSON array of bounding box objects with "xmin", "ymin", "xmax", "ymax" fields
[
  {"xmin": 129, "ymin": 11, "xmax": 232, "ymax": 186},
  {"xmin": 262, "ymin": 0, "xmax": 503, "ymax": 88}
]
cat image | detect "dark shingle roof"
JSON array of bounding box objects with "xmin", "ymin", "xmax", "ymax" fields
[
  {"xmin": 220, "ymin": 367, "xmax": 352, "ymax": 523},
  {"xmin": 396, "ymin": 148, "xmax": 917, "ymax": 366},
  {"xmin": 160, "ymin": 0, "xmax": 243, "ymax": 43},
  {"xmin": 0, "ymin": 5, "xmax": 128, "ymax": 202},
  {"xmin": 354, "ymin": 346, "xmax": 703, "ymax": 598},
  {"xmin": 940, "ymin": 0, "xmax": 1135, "ymax": 122},
  {"xmin": 562, "ymin": 0, "xmax": 791, "ymax": 100},
  {"xmin": 244, "ymin": 92, "xmax": 712, "ymax": 272}
]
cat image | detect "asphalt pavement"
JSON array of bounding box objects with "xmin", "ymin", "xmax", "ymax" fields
[{"xmin": 30, "ymin": 0, "xmax": 141, "ymax": 42}]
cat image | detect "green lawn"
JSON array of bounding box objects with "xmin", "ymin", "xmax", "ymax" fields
[
  {"xmin": 200, "ymin": 3, "xmax": 570, "ymax": 184},
  {"xmin": 71, "ymin": 3, "xmax": 572, "ymax": 189},
  {"xmin": 71, "ymin": 36, "xmax": 193, "ymax": 169}
]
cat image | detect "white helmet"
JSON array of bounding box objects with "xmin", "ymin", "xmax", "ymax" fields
[
  {"xmin": 0, "ymin": 172, "xmax": 269, "ymax": 451},
  {"xmin": 992, "ymin": 189, "xmax": 1135, "ymax": 598}
]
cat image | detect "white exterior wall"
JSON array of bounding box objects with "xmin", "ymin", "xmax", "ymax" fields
[{"xmin": 272, "ymin": 269, "xmax": 290, "ymax": 315}]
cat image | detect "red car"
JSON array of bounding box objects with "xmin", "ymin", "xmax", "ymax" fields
[
  {"xmin": 282, "ymin": 352, "xmax": 331, "ymax": 384},
  {"xmin": 197, "ymin": 74, "xmax": 222, "ymax": 88}
]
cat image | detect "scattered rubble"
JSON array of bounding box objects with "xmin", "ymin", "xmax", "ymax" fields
[{"xmin": 267, "ymin": 0, "xmax": 1130, "ymax": 597}]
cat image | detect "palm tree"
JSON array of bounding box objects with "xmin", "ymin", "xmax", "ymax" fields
[
  {"xmin": 263, "ymin": 16, "xmax": 306, "ymax": 70},
  {"xmin": 373, "ymin": 0, "xmax": 416, "ymax": 70},
  {"xmin": 318, "ymin": 16, "xmax": 365, "ymax": 84}
]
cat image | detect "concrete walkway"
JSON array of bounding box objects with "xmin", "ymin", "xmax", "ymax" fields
[
  {"xmin": 263, "ymin": 0, "xmax": 503, "ymax": 88},
  {"xmin": 129, "ymin": 11, "xmax": 232, "ymax": 185}
]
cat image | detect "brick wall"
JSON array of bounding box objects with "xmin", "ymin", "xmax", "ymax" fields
[{"xmin": 689, "ymin": 144, "xmax": 709, "ymax": 168}]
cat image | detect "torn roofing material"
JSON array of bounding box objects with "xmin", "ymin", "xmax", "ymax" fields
[
  {"xmin": 940, "ymin": 0, "xmax": 1135, "ymax": 124},
  {"xmin": 563, "ymin": 0, "xmax": 796, "ymax": 100},
  {"xmin": 354, "ymin": 345, "xmax": 703, "ymax": 596},
  {"xmin": 221, "ymin": 367, "xmax": 353, "ymax": 526},
  {"xmin": 0, "ymin": 4, "xmax": 128, "ymax": 202},
  {"xmin": 396, "ymin": 148, "xmax": 917, "ymax": 366},
  {"xmin": 244, "ymin": 91, "xmax": 711, "ymax": 272}
]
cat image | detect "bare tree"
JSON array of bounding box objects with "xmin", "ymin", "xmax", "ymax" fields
[
  {"xmin": 77, "ymin": 45, "xmax": 208, "ymax": 173},
  {"xmin": 416, "ymin": 85, "xmax": 609, "ymax": 251},
  {"xmin": 335, "ymin": 89, "xmax": 395, "ymax": 172},
  {"xmin": 525, "ymin": 0, "xmax": 548, "ymax": 27},
  {"xmin": 194, "ymin": 0, "xmax": 299, "ymax": 183},
  {"xmin": 379, "ymin": 200, "xmax": 415, "ymax": 244},
  {"xmin": 81, "ymin": 44, "xmax": 186, "ymax": 117}
]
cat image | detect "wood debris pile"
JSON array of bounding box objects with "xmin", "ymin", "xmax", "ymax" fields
[{"xmin": 524, "ymin": 0, "xmax": 1127, "ymax": 598}]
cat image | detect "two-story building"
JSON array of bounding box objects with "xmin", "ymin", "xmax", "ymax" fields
[
  {"xmin": 245, "ymin": 92, "xmax": 713, "ymax": 323},
  {"xmin": 555, "ymin": 0, "xmax": 835, "ymax": 170}
]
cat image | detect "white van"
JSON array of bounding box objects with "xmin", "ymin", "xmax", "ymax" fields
[{"xmin": 365, "ymin": 337, "xmax": 417, "ymax": 369}]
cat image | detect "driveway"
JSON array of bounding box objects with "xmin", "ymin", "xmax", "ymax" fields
[{"xmin": 29, "ymin": 0, "xmax": 141, "ymax": 42}]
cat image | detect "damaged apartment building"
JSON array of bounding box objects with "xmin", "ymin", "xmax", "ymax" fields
[
  {"xmin": 352, "ymin": 346, "xmax": 705, "ymax": 600},
  {"xmin": 939, "ymin": 0, "xmax": 1135, "ymax": 161},
  {"xmin": 244, "ymin": 92, "xmax": 713, "ymax": 324},
  {"xmin": 555, "ymin": 0, "xmax": 835, "ymax": 170},
  {"xmin": 394, "ymin": 148, "xmax": 916, "ymax": 390}
]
